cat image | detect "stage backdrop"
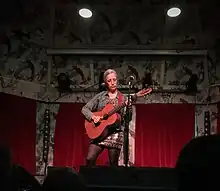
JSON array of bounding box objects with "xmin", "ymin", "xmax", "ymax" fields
[
  {"xmin": 0, "ymin": 93, "xmax": 37, "ymax": 174},
  {"xmin": 0, "ymin": 93, "xmax": 211, "ymax": 175},
  {"xmin": 53, "ymin": 103, "xmax": 195, "ymax": 170},
  {"xmin": 135, "ymin": 104, "xmax": 195, "ymax": 167}
]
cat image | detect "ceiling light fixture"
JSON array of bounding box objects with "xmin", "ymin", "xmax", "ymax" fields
[
  {"xmin": 79, "ymin": 8, "xmax": 92, "ymax": 18},
  {"xmin": 167, "ymin": 7, "xmax": 181, "ymax": 17}
]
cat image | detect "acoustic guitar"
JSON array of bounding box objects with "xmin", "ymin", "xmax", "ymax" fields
[{"xmin": 84, "ymin": 88, "xmax": 152, "ymax": 139}]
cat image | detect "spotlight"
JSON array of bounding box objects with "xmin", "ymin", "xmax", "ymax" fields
[
  {"xmin": 79, "ymin": 8, "xmax": 92, "ymax": 18},
  {"xmin": 57, "ymin": 73, "xmax": 71, "ymax": 93},
  {"xmin": 99, "ymin": 72, "xmax": 106, "ymax": 92},
  {"xmin": 142, "ymin": 72, "xmax": 153, "ymax": 89},
  {"xmin": 167, "ymin": 7, "xmax": 181, "ymax": 17},
  {"xmin": 185, "ymin": 74, "xmax": 198, "ymax": 95}
]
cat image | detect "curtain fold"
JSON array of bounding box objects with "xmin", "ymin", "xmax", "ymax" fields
[
  {"xmin": 0, "ymin": 93, "xmax": 37, "ymax": 174},
  {"xmin": 217, "ymin": 102, "xmax": 220, "ymax": 133},
  {"xmin": 135, "ymin": 104, "xmax": 195, "ymax": 168},
  {"xmin": 53, "ymin": 103, "xmax": 109, "ymax": 171}
]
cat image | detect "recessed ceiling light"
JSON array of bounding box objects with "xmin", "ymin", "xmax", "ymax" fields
[
  {"xmin": 167, "ymin": 7, "xmax": 181, "ymax": 17},
  {"xmin": 79, "ymin": 8, "xmax": 92, "ymax": 18}
]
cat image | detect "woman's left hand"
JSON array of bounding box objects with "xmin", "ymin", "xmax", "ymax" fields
[{"xmin": 125, "ymin": 97, "xmax": 132, "ymax": 106}]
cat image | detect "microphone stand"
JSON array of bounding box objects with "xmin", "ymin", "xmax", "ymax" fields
[{"xmin": 123, "ymin": 80, "xmax": 132, "ymax": 167}]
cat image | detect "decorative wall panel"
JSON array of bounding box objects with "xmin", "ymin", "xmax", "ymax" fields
[{"xmin": 36, "ymin": 102, "xmax": 60, "ymax": 175}]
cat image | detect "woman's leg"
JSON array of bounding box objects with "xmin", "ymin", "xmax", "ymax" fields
[
  {"xmin": 108, "ymin": 148, "xmax": 121, "ymax": 166},
  {"xmin": 86, "ymin": 144, "xmax": 104, "ymax": 167}
]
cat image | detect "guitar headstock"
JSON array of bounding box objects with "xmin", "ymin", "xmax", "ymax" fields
[{"xmin": 136, "ymin": 88, "xmax": 153, "ymax": 98}]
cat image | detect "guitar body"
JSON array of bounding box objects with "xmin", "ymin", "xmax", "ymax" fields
[{"xmin": 85, "ymin": 104, "xmax": 118, "ymax": 139}]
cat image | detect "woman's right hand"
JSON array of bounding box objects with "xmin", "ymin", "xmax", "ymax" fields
[{"xmin": 92, "ymin": 115, "xmax": 101, "ymax": 123}]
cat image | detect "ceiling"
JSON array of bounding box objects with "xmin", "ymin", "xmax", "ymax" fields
[{"xmin": 0, "ymin": 0, "xmax": 220, "ymax": 48}]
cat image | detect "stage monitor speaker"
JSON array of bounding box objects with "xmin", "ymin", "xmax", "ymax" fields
[
  {"xmin": 175, "ymin": 135, "xmax": 220, "ymax": 190},
  {"xmin": 45, "ymin": 166, "xmax": 87, "ymax": 191},
  {"xmin": 79, "ymin": 166, "xmax": 177, "ymax": 191},
  {"xmin": 47, "ymin": 166, "xmax": 76, "ymax": 175}
]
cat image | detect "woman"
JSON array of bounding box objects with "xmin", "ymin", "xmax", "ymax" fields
[{"xmin": 81, "ymin": 69, "xmax": 133, "ymax": 166}]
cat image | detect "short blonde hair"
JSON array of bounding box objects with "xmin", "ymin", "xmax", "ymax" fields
[{"xmin": 103, "ymin": 69, "xmax": 117, "ymax": 81}]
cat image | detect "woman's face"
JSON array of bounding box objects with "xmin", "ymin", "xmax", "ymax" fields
[{"xmin": 105, "ymin": 72, "xmax": 117, "ymax": 92}]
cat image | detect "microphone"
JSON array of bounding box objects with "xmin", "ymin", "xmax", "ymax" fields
[
  {"xmin": 129, "ymin": 75, "xmax": 135, "ymax": 81},
  {"xmin": 128, "ymin": 76, "xmax": 135, "ymax": 86},
  {"xmin": 100, "ymin": 82, "xmax": 106, "ymax": 87},
  {"xmin": 99, "ymin": 82, "xmax": 106, "ymax": 92}
]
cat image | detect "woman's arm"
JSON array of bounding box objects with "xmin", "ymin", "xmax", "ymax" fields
[{"xmin": 81, "ymin": 93, "xmax": 100, "ymax": 121}]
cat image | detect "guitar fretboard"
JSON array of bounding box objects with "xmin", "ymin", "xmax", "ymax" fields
[{"xmin": 107, "ymin": 102, "xmax": 127, "ymax": 116}]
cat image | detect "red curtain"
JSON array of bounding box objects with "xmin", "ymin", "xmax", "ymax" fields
[
  {"xmin": 54, "ymin": 103, "xmax": 108, "ymax": 171},
  {"xmin": 217, "ymin": 102, "xmax": 220, "ymax": 133},
  {"xmin": 0, "ymin": 93, "xmax": 37, "ymax": 174},
  {"xmin": 135, "ymin": 104, "xmax": 195, "ymax": 168}
]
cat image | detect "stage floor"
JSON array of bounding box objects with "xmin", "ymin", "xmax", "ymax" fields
[{"xmin": 79, "ymin": 166, "xmax": 177, "ymax": 191}]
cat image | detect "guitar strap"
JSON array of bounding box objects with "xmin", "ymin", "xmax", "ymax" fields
[{"xmin": 117, "ymin": 91, "xmax": 124, "ymax": 105}]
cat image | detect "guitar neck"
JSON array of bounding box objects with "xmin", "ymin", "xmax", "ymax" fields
[
  {"xmin": 106, "ymin": 88, "xmax": 151, "ymax": 116},
  {"xmin": 108, "ymin": 102, "xmax": 127, "ymax": 116}
]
